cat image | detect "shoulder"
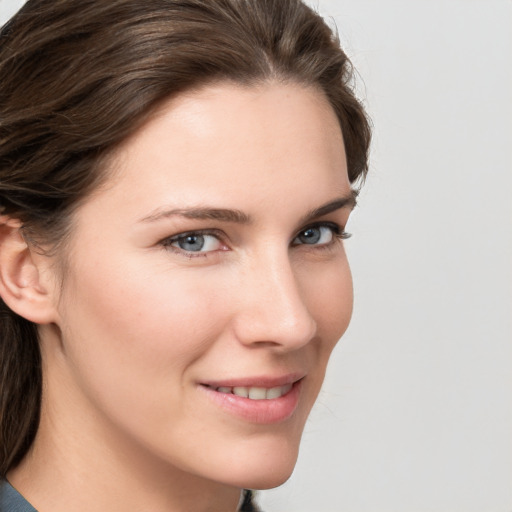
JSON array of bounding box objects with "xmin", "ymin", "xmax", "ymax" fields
[{"xmin": 0, "ymin": 480, "xmax": 37, "ymax": 512}]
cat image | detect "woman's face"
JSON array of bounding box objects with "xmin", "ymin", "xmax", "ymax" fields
[{"xmin": 44, "ymin": 82, "xmax": 354, "ymax": 490}]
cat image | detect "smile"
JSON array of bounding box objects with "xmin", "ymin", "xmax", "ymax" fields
[
  {"xmin": 199, "ymin": 377, "xmax": 303, "ymax": 424},
  {"xmin": 208, "ymin": 383, "xmax": 293, "ymax": 400}
]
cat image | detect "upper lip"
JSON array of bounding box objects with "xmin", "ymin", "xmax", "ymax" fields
[{"xmin": 200, "ymin": 373, "xmax": 305, "ymax": 389}]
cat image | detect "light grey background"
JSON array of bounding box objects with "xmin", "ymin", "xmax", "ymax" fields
[{"xmin": 1, "ymin": 1, "xmax": 511, "ymax": 511}]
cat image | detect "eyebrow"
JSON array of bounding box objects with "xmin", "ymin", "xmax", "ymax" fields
[
  {"xmin": 139, "ymin": 190, "xmax": 357, "ymax": 225},
  {"xmin": 139, "ymin": 206, "xmax": 251, "ymax": 224},
  {"xmin": 300, "ymin": 191, "xmax": 358, "ymax": 224}
]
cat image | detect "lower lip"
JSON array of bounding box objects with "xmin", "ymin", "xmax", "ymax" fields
[{"xmin": 199, "ymin": 380, "xmax": 302, "ymax": 424}]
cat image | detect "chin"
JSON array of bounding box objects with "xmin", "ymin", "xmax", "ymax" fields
[
  {"xmin": 229, "ymin": 462, "xmax": 297, "ymax": 490},
  {"xmin": 248, "ymin": 467, "xmax": 296, "ymax": 490},
  {"xmin": 215, "ymin": 436, "xmax": 301, "ymax": 490}
]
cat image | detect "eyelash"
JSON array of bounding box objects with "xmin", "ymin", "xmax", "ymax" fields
[
  {"xmin": 160, "ymin": 222, "xmax": 351, "ymax": 259},
  {"xmin": 160, "ymin": 229, "xmax": 226, "ymax": 259},
  {"xmin": 294, "ymin": 221, "xmax": 351, "ymax": 245}
]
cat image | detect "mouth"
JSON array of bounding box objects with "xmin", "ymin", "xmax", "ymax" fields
[
  {"xmin": 199, "ymin": 376, "xmax": 303, "ymax": 424},
  {"xmin": 203, "ymin": 383, "xmax": 293, "ymax": 400}
]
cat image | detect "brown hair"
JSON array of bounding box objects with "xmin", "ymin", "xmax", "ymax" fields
[{"xmin": 0, "ymin": 0, "xmax": 371, "ymax": 477}]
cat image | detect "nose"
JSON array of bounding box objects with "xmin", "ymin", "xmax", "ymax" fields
[{"xmin": 231, "ymin": 249, "xmax": 317, "ymax": 351}]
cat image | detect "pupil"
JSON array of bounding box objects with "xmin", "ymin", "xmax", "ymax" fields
[
  {"xmin": 179, "ymin": 234, "xmax": 204, "ymax": 251},
  {"xmin": 300, "ymin": 228, "xmax": 320, "ymax": 244}
]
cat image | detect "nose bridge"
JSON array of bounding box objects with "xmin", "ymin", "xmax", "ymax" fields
[{"xmin": 234, "ymin": 245, "xmax": 317, "ymax": 348}]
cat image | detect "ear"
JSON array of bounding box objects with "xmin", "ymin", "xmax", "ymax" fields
[{"xmin": 0, "ymin": 216, "xmax": 59, "ymax": 324}]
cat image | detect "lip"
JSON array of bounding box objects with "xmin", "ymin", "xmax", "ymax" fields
[
  {"xmin": 200, "ymin": 373, "xmax": 304, "ymax": 389},
  {"xmin": 199, "ymin": 374, "xmax": 304, "ymax": 424}
]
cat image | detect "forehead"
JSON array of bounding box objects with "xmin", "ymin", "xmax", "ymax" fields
[{"xmin": 84, "ymin": 81, "xmax": 350, "ymax": 223}]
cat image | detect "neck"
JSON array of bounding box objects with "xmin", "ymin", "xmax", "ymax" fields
[
  {"xmin": 8, "ymin": 335, "xmax": 242, "ymax": 512},
  {"xmin": 9, "ymin": 415, "xmax": 242, "ymax": 512}
]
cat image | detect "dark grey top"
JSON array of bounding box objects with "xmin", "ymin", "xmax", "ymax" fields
[
  {"xmin": 0, "ymin": 481, "xmax": 36, "ymax": 512},
  {"xmin": 0, "ymin": 480, "xmax": 258, "ymax": 511}
]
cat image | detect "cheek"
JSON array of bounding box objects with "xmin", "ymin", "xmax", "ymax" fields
[
  {"xmin": 303, "ymin": 255, "xmax": 353, "ymax": 349},
  {"xmin": 66, "ymin": 252, "xmax": 221, "ymax": 340},
  {"xmin": 57, "ymin": 258, "xmax": 228, "ymax": 414},
  {"xmin": 295, "ymin": 255, "xmax": 353, "ymax": 407}
]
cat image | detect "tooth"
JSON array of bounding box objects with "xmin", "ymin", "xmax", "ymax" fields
[
  {"xmin": 217, "ymin": 387, "xmax": 232, "ymax": 394},
  {"xmin": 266, "ymin": 386, "xmax": 283, "ymax": 399},
  {"xmin": 248, "ymin": 387, "xmax": 267, "ymax": 400},
  {"xmin": 233, "ymin": 386, "xmax": 249, "ymax": 398},
  {"xmin": 281, "ymin": 383, "xmax": 292, "ymax": 395}
]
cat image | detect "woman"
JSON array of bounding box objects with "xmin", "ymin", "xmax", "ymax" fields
[{"xmin": 0, "ymin": 0, "xmax": 371, "ymax": 510}]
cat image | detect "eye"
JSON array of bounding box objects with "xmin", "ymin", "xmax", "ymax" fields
[
  {"xmin": 292, "ymin": 223, "xmax": 349, "ymax": 246},
  {"xmin": 165, "ymin": 231, "xmax": 224, "ymax": 253},
  {"xmin": 294, "ymin": 225, "xmax": 333, "ymax": 245}
]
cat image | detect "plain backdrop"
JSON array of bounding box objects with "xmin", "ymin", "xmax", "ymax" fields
[{"xmin": 1, "ymin": 1, "xmax": 511, "ymax": 511}]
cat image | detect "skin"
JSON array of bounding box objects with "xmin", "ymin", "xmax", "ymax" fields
[{"xmin": 8, "ymin": 82, "xmax": 355, "ymax": 512}]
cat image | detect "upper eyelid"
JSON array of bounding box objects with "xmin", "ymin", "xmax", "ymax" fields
[
  {"xmin": 168, "ymin": 221, "xmax": 343, "ymax": 237},
  {"xmin": 164, "ymin": 222, "xmax": 342, "ymax": 239},
  {"xmin": 164, "ymin": 228, "xmax": 225, "ymax": 242},
  {"xmin": 298, "ymin": 220, "xmax": 341, "ymax": 229},
  {"xmin": 294, "ymin": 220, "xmax": 343, "ymax": 235}
]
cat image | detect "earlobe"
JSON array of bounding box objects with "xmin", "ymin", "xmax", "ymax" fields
[{"xmin": 0, "ymin": 216, "xmax": 59, "ymax": 324}]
